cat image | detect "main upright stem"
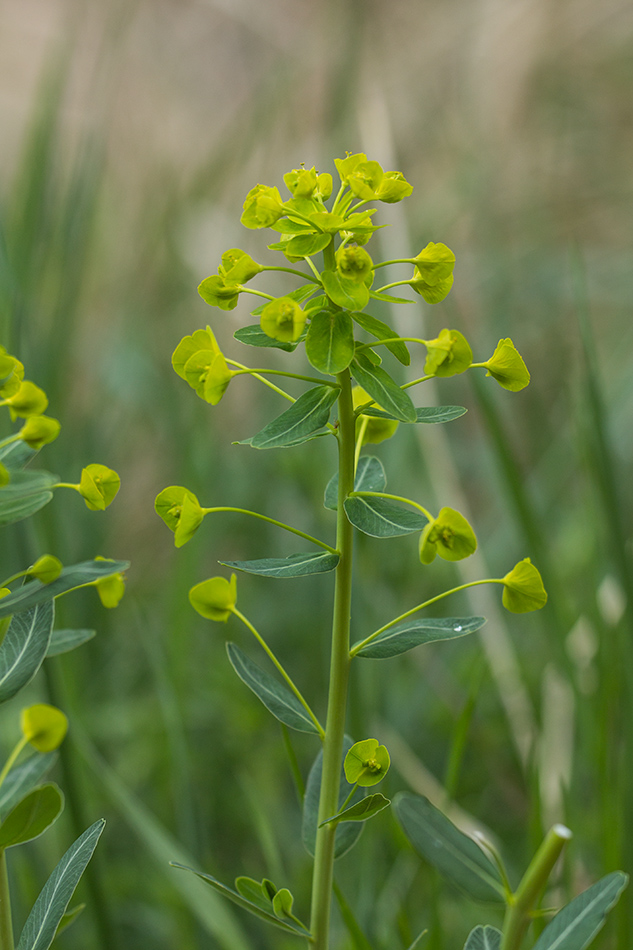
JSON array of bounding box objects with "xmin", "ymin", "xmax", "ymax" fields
[{"xmin": 309, "ymin": 369, "xmax": 356, "ymax": 950}]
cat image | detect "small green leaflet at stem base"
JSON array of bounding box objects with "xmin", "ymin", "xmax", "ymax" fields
[
  {"xmin": 344, "ymin": 495, "xmax": 427, "ymax": 537},
  {"xmin": 16, "ymin": 819, "xmax": 105, "ymax": 950},
  {"xmin": 353, "ymin": 616, "xmax": 486, "ymax": 658},
  {"xmin": 285, "ymin": 232, "xmax": 332, "ymax": 257},
  {"xmin": 305, "ymin": 309, "xmax": 355, "ymax": 375},
  {"xmin": 219, "ymin": 552, "xmax": 339, "ymax": 578},
  {"xmin": 0, "ymin": 783, "xmax": 64, "ymax": 849},
  {"xmin": 531, "ymin": 871, "xmax": 628, "ymax": 950},
  {"xmin": 46, "ymin": 628, "xmax": 96, "ymax": 657},
  {"xmin": 0, "ymin": 600, "xmax": 55, "ymax": 704},
  {"xmin": 324, "ymin": 455, "xmax": 387, "ymax": 511},
  {"xmin": 170, "ymin": 865, "xmax": 311, "ymax": 937},
  {"xmin": 350, "ymin": 354, "xmax": 416, "ymax": 422},
  {"xmin": 351, "ymin": 311, "xmax": 410, "ymax": 365},
  {"xmin": 361, "ymin": 406, "xmax": 467, "ymax": 425},
  {"xmin": 463, "ymin": 925, "xmax": 502, "ymax": 950},
  {"xmin": 0, "ymin": 754, "xmax": 57, "ymax": 820},
  {"xmin": 0, "ymin": 560, "xmax": 130, "ymax": 619},
  {"xmin": 246, "ymin": 386, "xmax": 339, "ymax": 449},
  {"xmin": 319, "ymin": 793, "xmax": 390, "ymax": 826},
  {"xmin": 233, "ymin": 325, "xmax": 300, "ymax": 352},
  {"xmin": 322, "ymin": 270, "xmax": 370, "ymax": 310},
  {"xmin": 226, "ymin": 643, "xmax": 320, "ymax": 734},
  {"xmin": 393, "ymin": 793, "xmax": 506, "ymax": 903},
  {"xmin": 302, "ymin": 736, "xmax": 365, "ymax": 860}
]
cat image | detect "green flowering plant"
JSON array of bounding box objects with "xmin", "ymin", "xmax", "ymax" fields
[{"xmin": 157, "ymin": 156, "xmax": 626, "ymax": 950}]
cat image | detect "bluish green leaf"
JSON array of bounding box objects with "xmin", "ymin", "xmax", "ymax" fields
[
  {"xmin": 362, "ymin": 405, "xmax": 467, "ymax": 425},
  {"xmin": 226, "ymin": 643, "xmax": 320, "ymax": 734},
  {"xmin": 0, "ymin": 600, "xmax": 55, "ymax": 703},
  {"xmin": 248, "ymin": 386, "xmax": 338, "ymax": 449},
  {"xmin": 305, "ymin": 309, "xmax": 355, "ymax": 375},
  {"xmin": 53, "ymin": 904, "xmax": 85, "ymax": 939},
  {"xmin": 0, "ymin": 471, "xmax": 58, "ymax": 526},
  {"xmin": 322, "ymin": 271, "xmax": 369, "ymax": 310},
  {"xmin": 0, "ymin": 560, "xmax": 129, "ymax": 619},
  {"xmin": 0, "ymin": 754, "xmax": 57, "ymax": 819},
  {"xmin": 285, "ymin": 232, "xmax": 332, "ymax": 257},
  {"xmin": 354, "ymin": 616, "xmax": 486, "ymax": 658},
  {"xmin": 394, "ymin": 793, "xmax": 505, "ymax": 903},
  {"xmin": 324, "ymin": 456, "xmax": 387, "ymax": 511},
  {"xmin": 532, "ymin": 872, "xmax": 628, "ymax": 950},
  {"xmin": 235, "ymin": 877, "xmax": 274, "ymax": 913},
  {"xmin": 234, "ymin": 325, "xmax": 300, "ymax": 352},
  {"xmin": 0, "ymin": 783, "xmax": 63, "ymax": 849},
  {"xmin": 320, "ymin": 793, "xmax": 390, "ymax": 826},
  {"xmin": 0, "ymin": 441, "xmax": 37, "ymax": 471},
  {"xmin": 219, "ymin": 552, "xmax": 339, "ymax": 578},
  {"xmin": 170, "ymin": 865, "xmax": 310, "ymax": 937},
  {"xmin": 302, "ymin": 736, "xmax": 364, "ymax": 860},
  {"xmin": 350, "ymin": 354, "xmax": 416, "ymax": 422},
  {"xmin": 344, "ymin": 495, "xmax": 427, "ymax": 537},
  {"xmin": 16, "ymin": 819, "xmax": 105, "ymax": 950},
  {"xmin": 46, "ymin": 628, "xmax": 96, "ymax": 657},
  {"xmin": 463, "ymin": 926, "xmax": 502, "ymax": 950},
  {"xmin": 352, "ymin": 311, "xmax": 410, "ymax": 365}
]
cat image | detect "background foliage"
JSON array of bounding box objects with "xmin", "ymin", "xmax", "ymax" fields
[{"xmin": 1, "ymin": 0, "xmax": 632, "ymax": 947}]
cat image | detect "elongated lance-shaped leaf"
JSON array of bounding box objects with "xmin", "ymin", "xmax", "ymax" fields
[
  {"xmin": 320, "ymin": 793, "xmax": 390, "ymax": 826},
  {"xmin": 394, "ymin": 793, "xmax": 506, "ymax": 903},
  {"xmin": 350, "ymin": 353, "xmax": 416, "ymax": 422},
  {"xmin": 219, "ymin": 551, "xmax": 339, "ymax": 578},
  {"xmin": 351, "ymin": 310, "xmax": 410, "ymax": 365},
  {"xmin": 234, "ymin": 325, "xmax": 301, "ymax": 352},
  {"xmin": 531, "ymin": 871, "xmax": 628, "ymax": 950},
  {"xmin": 0, "ymin": 754, "xmax": 57, "ymax": 819},
  {"xmin": 324, "ymin": 456, "xmax": 387, "ymax": 511},
  {"xmin": 362, "ymin": 406, "xmax": 467, "ymax": 425},
  {"xmin": 354, "ymin": 616, "xmax": 486, "ymax": 659},
  {"xmin": 0, "ymin": 441, "xmax": 37, "ymax": 470},
  {"xmin": 0, "ymin": 600, "xmax": 54, "ymax": 703},
  {"xmin": 0, "ymin": 471, "xmax": 58, "ymax": 525},
  {"xmin": 226, "ymin": 643, "xmax": 320, "ymax": 734},
  {"xmin": 0, "ymin": 560, "xmax": 129, "ymax": 619},
  {"xmin": 46, "ymin": 628, "xmax": 96, "ymax": 657},
  {"xmin": 16, "ymin": 819, "xmax": 105, "ymax": 950},
  {"xmin": 302, "ymin": 736, "xmax": 365, "ymax": 860},
  {"xmin": 170, "ymin": 865, "xmax": 310, "ymax": 937},
  {"xmin": 0, "ymin": 783, "xmax": 64, "ymax": 849},
  {"xmin": 344, "ymin": 495, "xmax": 427, "ymax": 538},
  {"xmin": 247, "ymin": 386, "xmax": 338, "ymax": 450},
  {"xmin": 305, "ymin": 309, "xmax": 355, "ymax": 375},
  {"xmin": 463, "ymin": 926, "xmax": 502, "ymax": 950}
]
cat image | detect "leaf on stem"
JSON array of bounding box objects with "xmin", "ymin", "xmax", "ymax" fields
[
  {"xmin": 351, "ymin": 311, "xmax": 411, "ymax": 365},
  {"xmin": 531, "ymin": 871, "xmax": 628, "ymax": 950},
  {"xmin": 0, "ymin": 783, "xmax": 64, "ymax": 849},
  {"xmin": 361, "ymin": 406, "xmax": 467, "ymax": 425},
  {"xmin": 0, "ymin": 600, "xmax": 55, "ymax": 704},
  {"xmin": 219, "ymin": 552, "xmax": 339, "ymax": 578},
  {"xmin": 463, "ymin": 925, "xmax": 502, "ymax": 949},
  {"xmin": 46, "ymin": 628, "xmax": 96, "ymax": 657},
  {"xmin": 302, "ymin": 736, "xmax": 365, "ymax": 860},
  {"xmin": 246, "ymin": 386, "xmax": 338, "ymax": 449},
  {"xmin": 353, "ymin": 616, "xmax": 486, "ymax": 658},
  {"xmin": 305, "ymin": 309, "xmax": 355, "ymax": 375},
  {"xmin": 350, "ymin": 354, "xmax": 416, "ymax": 422},
  {"xmin": 0, "ymin": 470, "xmax": 58, "ymax": 526},
  {"xmin": 319, "ymin": 793, "xmax": 390, "ymax": 826},
  {"xmin": 0, "ymin": 441, "xmax": 36, "ymax": 471},
  {"xmin": 324, "ymin": 456, "xmax": 387, "ymax": 510},
  {"xmin": 344, "ymin": 495, "xmax": 427, "ymax": 537},
  {"xmin": 0, "ymin": 560, "xmax": 130, "ymax": 619},
  {"xmin": 233, "ymin": 325, "xmax": 301, "ymax": 351}
]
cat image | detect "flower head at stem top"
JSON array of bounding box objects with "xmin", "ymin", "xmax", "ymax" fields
[
  {"xmin": 260, "ymin": 297, "xmax": 306, "ymax": 343},
  {"xmin": 482, "ymin": 338, "xmax": 530, "ymax": 392},
  {"xmin": 189, "ymin": 574, "xmax": 237, "ymax": 622},
  {"xmin": 410, "ymin": 242, "xmax": 456, "ymax": 304},
  {"xmin": 155, "ymin": 485, "xmax": 206, "ymax": 547},
  {"xmin": 344, "ymin": 739, "xmax": 390, "ymax": 787},
  {"xmin": 241, "ymin": 184, "xmax": 284, "ymax": 230},
  {"xmin": 502, "ymin": 558, "xmax": 547, "ymax": 612},
  {"xmin": 423, "ymin": 329, "xmax": 472, "ymax": 377},
  {"xmin": 419, "ymin": 507, "xmax": 477, "ymax": 565}
]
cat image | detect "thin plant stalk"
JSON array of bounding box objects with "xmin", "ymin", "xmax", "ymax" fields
[{"xmin": 0, "ymin": 851, "xmax": 13, "ymax": 950}]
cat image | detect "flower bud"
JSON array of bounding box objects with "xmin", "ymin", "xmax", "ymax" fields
[
  {"xmin": 220, "ymin": 249, "xmax": 263, "ymax": 284},
  {"xmin": 155, "ymin": 485, "xmax": 205, "ymax": 547},
  {"xmin": 419, "ymin": 507, "xmax": 477, "ymax": 565},
  {"xmin": 502, "ymin": 558, "xmax": 547, "ymax": 612},
  {"xmin": 483, "ymin": 339, "xmax": 530, "ymax": 392},
  {"xmin": 260, "ymin": 297, "xmax": 306, "ymax": 343},
  {"xmin": 336, "ymin": 246, "xmax": 373, "ymax": 284},
  {"xmin": 375, "ymin": 171, "xmax": 413, "ymax": 203},
  {"xmin": 241, "ymin": 184, "xmax": 284, "ymax": 229},
  {"xmin": 344, "ymin": 739, "xmax": 390, "ymax": 787},
  {"xmin": 21, "ymin": 704, "xmax": 68, "ymax": 752},
  {"xmin": 424, "ymin": 329, "xmax": 472, "ymax": 377},
  {"xmin": 79, "ymin": 464, "xmax": 121, "ymax": 511},
  {"xmin": 5, "ymin": 381, "xmax": 48, "ymax": 419},
  {"xmin": 197, "ymin": 275, "xmax": 240, "ymax": 310},
  {"xmin": 352, "ymin": 386, "xmax": 399, "ymax": 445},
  {"xmin": 18, "ymin": 415, "xmax": 61, "ymax": 449},
  {"xmin": 189, "ymin": 574, "xmax": 237, "ymax": 622},
  {"xmin": 29, "ymin": 555, "xmax": 63, "ymax": 584}
]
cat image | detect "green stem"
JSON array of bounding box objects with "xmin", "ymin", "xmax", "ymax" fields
[
  {"xmin": 201, "ymin": 506, "xmax": 338, "ymax": 554},
  {"xmin": 0, "ymin": 435, "xmax": 19, "ymax": 449},
  {"xmin": 330, "ymin": 183, "xmax": 347, "ymax": 216},
  {"xmin": 0, "ymin": 851, "xmax": 13, "ymax": 950},
  {"xmin": 353, "ymin": 418, "xmax": 369, "ymax": 472},
  {"xmin": 260, "ymin": 266, "xmax": 320, "ymax": 284},
  {"xmin": 240, "ymin": 288, "xmax": 276, "ymax": 301},
  {"xmin": 226, "ymin": 363, "xmax": 340, "ymax": 390},
  {"xmin": 309, "ymin": 369, "xmax": 355, "ymax": 950},
  {"xmin": 224, "ymin": 362, "xmax": 295, "ymax": 402},
  {"xmin": 401, "ymin": 375, "xmax": 433, "ymax": 391},
  {"xmin": 355, "ymin": 337, "xmax": 426, "ymax": 352},
  {"xmin": 501, "ymin": 825, "xmax": 572, "ymax": 950},
  {"xmin": 0, "ymin": 737, "xmax": 28, "ymax": 790},
  {"xmin": 372, "ymin": 258, "xmax": 416, "ymax": 270},
  {"xmin": 231, "ymin": 608, "xmax": 325, "ymax": 739},
  {"xmin": 322, "ymin": 239, "xmax": 336, "ymax": 273},
  {"xmin": 350, "ymin": 490, "xmax": 433, "ymax": 521}
]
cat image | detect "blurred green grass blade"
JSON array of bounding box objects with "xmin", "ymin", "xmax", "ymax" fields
[{"xmin": 333, "ymin": 879, "xmax": 374, "ymax": 950}]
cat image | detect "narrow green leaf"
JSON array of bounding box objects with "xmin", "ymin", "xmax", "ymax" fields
[
  {"xmin": 407, "ymin": 928, "xmax": 429, "ymax": 950},
  {"xmin": 362, "ymin": 406, "xmax": 467, "ymax": 425},
  {"xmin": 234, "ymin": 325, "xmax": 300, "ymax": 352},
  {"xmin": 352, "ymin": 311, "xmax": 411, "ymax": 365},
  {"xmin": 0, "ymin": 783, "xmax": 63, "ymax": 849},
  {"xmin": 226, "ymin": 643, "xmax": 319, "ymax": 734},
  {"xmin": 394, "ymin": 793, "xmax": 506, "ymax": 903},
  {"xmin": 0, "ymin": 754, "xmax": 57, "ymax": 820},
  {"xmin": 46, "ymin": 628, "xmax": 96, "ymax": 657},
  {"xmin": 0, "ymin": 441, "xmax": 36, "ymax": 471},
  {"xmin": 0, "ymin": 470, "xmax": 58, "ymax": 526},
  {"xmin": 305, "ymin": 309, "xmax": 355, "ymax": 375},
  {"xmin": 368, "ymin": 289, "xmax": 414, "ymax": 305},
  {"xmin": 0, "ymin": 600, "xmax": 55, "ymax": 703},
  {"xmin": 235, "ymin": 877, "xmax": 273, "ymax": 913},
  {"xmin": 350, "ymin": 354, "xmax": 416, "ymax": 422},
  {"xmin": 344, "ymin": 495, "xmax": 427, "ymax": 537},
  {"xmin": 463, "ymin": 926, "xmax": 502, "ymax": 950},
  {"xmin": 53, "ymin": 904, "xmax": 85, "ymax": 939},
  {"xmin": 16, "ymin": 819, "xmax": 105, "ymax": 950},
  {"xmin": 324, "ymin": 456, "xmax": 387, "ymax": 511},
  {"xmin": 322, "ymin": 271, "xmax": 369, "ymax": 310},
  {"xmin": 320, "ymin": 793, "xmax": 390, "ymax": 826},
  {"xmin": 354, "ymin": 616, "xmax": 486, "ymax": 659},
  {"xmin": 219, "ymin": 552, "xmax": 339, "ymax": 578},
  {"xmin": 302, "ymin": 737, "xmax": 364, "ymax": 860},
  {"xmin": 285, "ymin": 232, "xmax": 331, "ymax": 257},
  {"xmin": 532, "ymin": 872, "xmax": 628, "ymax": 950},
  {"xmin": 170, "ymin": 865, "xmax": 310, "ymax": 937},
  {"xmin": 0, "ymin": 560, "xmax": 129, "ymax": 619},
  {"xmin": 248, "ymin": 386, "xmax": 338, "ymax": 450}
]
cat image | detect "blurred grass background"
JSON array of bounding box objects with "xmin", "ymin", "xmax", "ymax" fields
[{"xmin": 1, "ymin": 0, "xmax": 633, "ymax": 947}]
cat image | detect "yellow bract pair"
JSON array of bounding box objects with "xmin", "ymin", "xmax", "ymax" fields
[{"xmin": 172, "ymin": 327, "xmax": 233, "ymax": 404}]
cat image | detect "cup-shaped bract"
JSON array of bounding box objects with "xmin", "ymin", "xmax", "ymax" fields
[
  {"xmin": 0, "ymin": 588, "xmax": 10, "ymax": 599},
  {"xmin": 502, "ymin": 558, "xmax": 547, "ymax": 612},
  {"xmin": 220, "ymin": 248, "xmax": 263, "ymax": 284},
  {"xmin": 344, "ymin": 738, "xmax": 391, "ymax": 787},
  {"xmin": 334, "ymin": 152, "xmax": 368, "ymax": 185},
  {"xmin": 419, "ymin": 507, "xmax": 477, "ymax": 565},
  {"xmin": 316, "ymin": 173, "xmax": 333, "ymax": 200},
  {"xmin": 155, "ymin": 485, "xmax": 205, "ymax": 547},
  {"xmin": 0, "ymin": 462, "xmax": 9, "ymax": 486},
  {"xmin": 336, "ymin": 245, "xmax": 373, "ymax": 284},
  {"xmin": 283, "ymin": 166, "xmax": 318, "ymax": 199},
  {"xmin": 79, "ymin": 464, "xmax": 121, "ymax": 511},
  {"xmin": 94, "ymin": 558, "xmax": 126, "ymax": 608},
  {"xmin": 172, "ymin": 327, "xmax": 220, "ymax": 378},
  {"xmin": 189, "ymin": 574, "xmax": 237, "ymax": 622},
  {"xmin": 241, "ymin": 184, "xmax": 284, "ymax": 230},
  {"xmin": 424, "ymin": 329, "xmax": 473, "ymax": 378},
  {"xmin": 347, "ymin": 161, "xmax": 384, "ymax": 200},
  {"xmin": 411, "ymin": 242, "xmax": 456, "ymax": 305},
  {"xmin": 18, "ymin": 414, "xmax": 61, "ymax": 449},
  {"xmin": 21, "ymin": 704, "xmax": 68, "ymax": 752},
  {"xmin": 30, "ymin": 555, "xmax": 63, "ymax": 584},
  {"xmin": 0, "ymin": 348, "xmax": 24, "ymax": 398},
  {"xmin": 484, "ymin": 339, "xmax": 530, "ymax": 392},
  {"xmin": 352, "ymin": 386, "xmax": 399, "ymax": 445},
  {"xmin": 198, "ymin": 275, "xmax": 240, "ymax": 311},
  {"xmin": 375, "ymin": 171, "xmax": 413, "ymax": 203},
  {"xmin": 260, "ymin": 297, "xmax": 306, "ymax": 343},
  {"xmin": 5, "ymin": 380, "xmax": 48, "ymax": 419}
]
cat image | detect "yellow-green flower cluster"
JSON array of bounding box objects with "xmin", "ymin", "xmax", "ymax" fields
[
  {"xmin": 155, "ymin": 486, "xmax": 206, "ymax": 547},
  {"xmin": 0, "ymin": 346, "xmax": 60, "ymax": 449},
  {"xmin": 172, "ymin": 326, "xmax": 233, "ymax": 404},
  {"xmin": 410, "ymin": 243, "xmax": 456, "ymax": 304}
]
